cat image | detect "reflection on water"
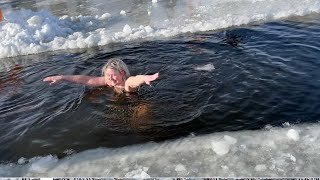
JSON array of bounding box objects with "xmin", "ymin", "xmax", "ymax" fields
[
  {"xmin": 186, "ymin": 33, "xmax": 208, "ymax": 54},
  {"xmin": 84, "ymin": 88, "xmax": 153, "ymax": 132},
  {"xmin": 0, "ymin": 65, "xmax": 23, "ymax": 96},
  {"xmin": 103, "ymin": 101, "xmax": 152, "ymax": 131}
]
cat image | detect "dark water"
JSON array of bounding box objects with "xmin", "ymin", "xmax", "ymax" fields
[{"xmin": 1, "ymin": 14, "xmax": 320, "ymax": 163}]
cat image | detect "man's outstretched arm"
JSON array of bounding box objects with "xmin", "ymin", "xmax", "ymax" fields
[
  {"xmin": 43, "ymin": 75, "xmax": 107, "ymax": 87},
  {"xmin": 124, "ymin": 72, "xmax": 159, "ymax": 92}
]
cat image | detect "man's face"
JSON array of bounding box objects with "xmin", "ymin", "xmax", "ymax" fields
[{"xmin": 104, "ymin": 68, "xmax": 125, "ymax": 87}]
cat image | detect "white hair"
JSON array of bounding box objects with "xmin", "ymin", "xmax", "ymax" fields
[{"xmin": 101, "ymin": 58, "xmax": 130, "ymax": 80}]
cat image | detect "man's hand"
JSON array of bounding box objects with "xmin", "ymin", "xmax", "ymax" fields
[
  {"xmin": 43, "ymin": 75, "xmax": 63, "ymax": 85},
  {"xmin": 145, "ymin": 72, "xmax": 159, "ymax": 85}
]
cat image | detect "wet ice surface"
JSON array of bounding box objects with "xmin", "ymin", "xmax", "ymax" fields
[{"xmin": 1, "ymin": 124, "xmax": 320, "ymax": 176}]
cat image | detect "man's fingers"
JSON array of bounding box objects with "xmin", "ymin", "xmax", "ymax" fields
[
  {"xmin": 43, "ymin": 77, "xmax": 53, "ymax": 82},
  {"xmin": 152, "ymin": 72, "xmax": 159, "ymax": 80},
  {"xmin": 147, "ymin": 73, "xmax": 159, "ymax": 82}
]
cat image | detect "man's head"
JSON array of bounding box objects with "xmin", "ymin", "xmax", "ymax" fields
[{"xmin": 102, "ymin": 58, "xmax": 130, "ymax": 86}]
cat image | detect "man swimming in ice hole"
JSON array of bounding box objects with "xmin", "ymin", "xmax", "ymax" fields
[{"xmin": 43, "ymin": 58, "xmax": 159, "ymax": 93}]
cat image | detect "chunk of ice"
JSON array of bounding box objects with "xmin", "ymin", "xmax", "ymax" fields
[
  {"xmin": 120, "ymin": 10, "xmax": 126, "ymax": 16},
  {"xmin": 27, "ymin": 15, "xmax": 43, "ymax": 26},
  {"xmin": 211, "ymin": 141, "xmax": 230, "ymax": 156},
  {"xmin": 287, "ymin": 129, "xmax": 299, "ymax": 141},
  {"xmin": 123, "ymin": 24, "xmax": 132, "ymax": 35},
  {"xmin": 100, "ymin": 13, "xmax": 111, "ymax": 20},
  {"xmin": 194, "ymin": 64, "xmax": 215, "ymax": 72}
]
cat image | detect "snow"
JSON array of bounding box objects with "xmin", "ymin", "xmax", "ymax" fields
[{"xmin": 0, "ymin": 0, "xmax": 319, "ymax": 59}]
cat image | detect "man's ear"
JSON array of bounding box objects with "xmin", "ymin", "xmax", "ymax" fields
[{"xmin": 120, "ymin": 70, "xmax": 126, "ymax": 76}]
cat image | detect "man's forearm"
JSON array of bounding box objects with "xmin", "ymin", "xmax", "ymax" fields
[
  {"xmin": 125, "ymin": 75, "xmax": 146, "ymax": 92},
  {"xmin": 61, "ymin": 75, "xmax": 106, "ymax": 86}
]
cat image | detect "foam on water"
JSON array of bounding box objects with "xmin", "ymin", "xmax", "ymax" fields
[
  {"xmin": 1, "ymin": 123, "xmax": 320, "ymax": 176},
  {"xmin": 0, "ymin": 0, "xmax": 320, "ymax": 58}
]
